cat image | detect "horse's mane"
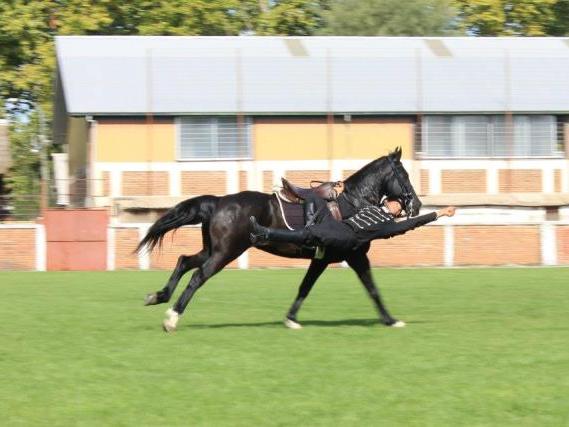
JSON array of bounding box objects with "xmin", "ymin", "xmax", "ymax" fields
[{"xmin": 341, "ymin": 148, "xmax": 401, "ymax": 208}]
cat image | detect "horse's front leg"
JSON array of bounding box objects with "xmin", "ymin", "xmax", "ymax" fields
[
  {"xmin": 346, "ymin": 252, "xmax": 405, "ymax": 327},
  {"xmin": 284, "ymin": 259, "xmax": 328, "ymax": 329}
]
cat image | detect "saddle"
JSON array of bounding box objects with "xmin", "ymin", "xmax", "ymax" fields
[{"xmin": 278, "ymin": 178, "xmax": 343, "ymax": 222}]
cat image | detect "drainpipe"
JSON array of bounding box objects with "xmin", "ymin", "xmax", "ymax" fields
[{"xmin": 86, "ymin": 115, "xmax": 96, "ymax": 207}]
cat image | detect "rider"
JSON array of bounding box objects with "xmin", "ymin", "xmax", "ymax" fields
[{"xmin": 250, "ymin": 193, "xmax": 456, "ymax": 252}]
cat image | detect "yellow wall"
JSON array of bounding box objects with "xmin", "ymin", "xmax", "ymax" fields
[
  {"xmin": 96, "ymin": 119, "xmax": 175, "ymax": 162},
  {"xmin": 94, "ymin": 117, "xmax": 413, "ymax": 163},
  {"xmin": 254, "ymin": 117, "xmax": 413, "ymax": 160}
]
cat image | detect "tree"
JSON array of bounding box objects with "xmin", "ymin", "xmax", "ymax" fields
[
  {"xmin": 547, "ymin": 0, "xmax": 569, "ymax": 35},
  {"xmin": 452, "ymin": 0, "xmax": 559, "ymax": 36},
  {"xmin": 0, "ymin": 0, "xmax": 116, "ymax": 210},
  {"xmin": 256, "ymin": 0, "xmax": 329, "ymax": 35},
  {"xmin": 134, "ymin": 0, "xmax": 259, "ymax": 36},
  {"xmin": 319, "ymin": 0, "xmax": 458, "ymax": 36},
  {"xmin": 3, "ymin": 115, "xmax": 41, "ymax": 219}
]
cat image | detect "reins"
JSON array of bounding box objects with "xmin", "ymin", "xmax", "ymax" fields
[{"xmin": 387, "ymin": 156, "xmax": 414, "ymax": 217}]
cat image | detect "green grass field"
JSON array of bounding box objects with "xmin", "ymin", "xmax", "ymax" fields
[{"xmin": 1, "ymin": 268, "xmax": 568, "ymax": 426}]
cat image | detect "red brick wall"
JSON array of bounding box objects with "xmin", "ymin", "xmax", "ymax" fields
[
  {"xmin": 557, "ymin": 226, "xmax": 569, "ymax": 265},
  {"xmin": 263, "ymin": 171, "xmax": 274, "ymax": 192},
  {"xmin": 0, "ymin": 228, "xmax": 36, "ymax": 270},
  {"xmin": 122, "ymin": 171, "xmax": 169, "ymax": 196},
  {"xmin": 182, "ymin": 171, "xmax": 226, "ymax": 196},
  {"xmin": 454, "ymin": 226, "xmax": 540, "ymax": 265},
  {"xmin": 239, "ymin": 171, "xmax": 248, "ymax": 192},
  {"xmin": 420, "ymin": 169, "xmax": 430, "ymax": 195},
  {"xmin": 367, "ymin": 226, "xmax": 444, "ymax": 266},
  {"xmin": 285, "ymin": 170, "xmax": 330, "ymax": 187},
  {"xmin": 499, "ymin": 170, "xmax": 542, "ymax": 193},
  {"xmin": 441, "ymin": 170, "xmax": 486, "ymax": 193},
  {"xmin": 115, "ymin": 228, "xmax": 139, "ymax": 270},
  {"xmin": 1, "ymin": 224, "xmax": 563, "ymax": 271}
]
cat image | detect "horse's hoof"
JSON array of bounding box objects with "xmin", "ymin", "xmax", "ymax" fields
[
  {"xmin": 390, "ymin": 320, "xmax": 406, "ymax": 328},
  {"xmin": 162, "ymin": 321, "xmax": 176, "ymax": 333},
  {"xmin": 144, "ymin": 293, "xmax": 158, "ymax": 306},
  {"xmin": 162, "ymin": 308, "xmax": 179, "ymax": 333},
  {"xmin": 284, "ymin": 318, "xmax": 303, "ymax": 330}
]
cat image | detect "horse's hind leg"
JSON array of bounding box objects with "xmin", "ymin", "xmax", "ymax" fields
[
  {"xmin": 284, "ymin": 259, "xmax": 328, "ymax": 329},
  {"xmin": 162, "ymin": 253, "xmax": 232, "ymax": 332},
  {"xmin": 144, "ymin": 251, "xmax": 208, "ymax": 306},
  {"xmin": 145, "ymin": 223, "xmax": 211, "ymax": 306}
]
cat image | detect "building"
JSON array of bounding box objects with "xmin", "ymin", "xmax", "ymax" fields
[{"xmin": 6, "ymin": 35, "xmax": 569, "ymax": 270}]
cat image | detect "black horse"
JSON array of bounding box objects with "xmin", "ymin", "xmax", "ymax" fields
[{"xmin": 138, "ymin": 148, "xmax": 421, "ymax": 332}]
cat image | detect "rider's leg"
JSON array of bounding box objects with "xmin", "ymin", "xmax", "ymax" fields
[{"xmin": 249, "ymin": 217, "xmax": 311, "ymax": 245}]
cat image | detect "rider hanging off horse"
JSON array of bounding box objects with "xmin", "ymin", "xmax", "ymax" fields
[
  {"xmin": 138, "ymin": 147, "xmax": 456, "ymax": 332},
  {"xmin": 249, "ymin": 184, "xmax": 455, "ymax": 255}
]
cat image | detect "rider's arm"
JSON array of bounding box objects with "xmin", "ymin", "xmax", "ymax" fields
[
  {"xmin": 364, "ymin": 212, "xmax": 438, "ymax": 240},
  {"xmin": 363, "ymin": 207, "xmax": 456, "ymax": 240}
]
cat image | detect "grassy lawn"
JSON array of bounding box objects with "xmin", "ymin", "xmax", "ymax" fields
[{"xmin": 1, "ymin": 268, "xmax": 568, "ymax": 426}]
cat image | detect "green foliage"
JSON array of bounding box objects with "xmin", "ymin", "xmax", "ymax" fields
[
  {"xmin": 257, "ymin": 0, "xmax": 329, "ymax": 35},
  {"xmin": 452, "ymin": 0, "xmax": 559, "ymax": 36},
  {"xmin": 4, "ymin": 116, "xmax": 41, "ymax": 219},
  {"xmin": 547, "ymin": 0, "xmax": 569, "ymax": 35},
  {"xmin": 135, "ymin": 0, "xmax": 258, "ymax": 36},
  {"xmin": 319, "ymin": 0, "xmax": 459, "ymax": 36}
]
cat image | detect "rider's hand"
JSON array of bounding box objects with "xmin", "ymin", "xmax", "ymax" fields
[{"xmin": 436, "ymin": 206, "xmax": 456, "ymax": 218}]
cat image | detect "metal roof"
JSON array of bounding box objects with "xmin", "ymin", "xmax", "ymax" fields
[{"xmin": 55, "ymin": 36, "xmax": 569, "ymax": 115}]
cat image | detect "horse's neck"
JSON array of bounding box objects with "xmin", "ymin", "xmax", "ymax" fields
[{"xmin": 340, "ymin": 181, "xmax": 384, "ymax": 211}]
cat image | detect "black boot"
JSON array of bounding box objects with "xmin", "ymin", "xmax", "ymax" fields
[
  {"xmin": 303, "ymin": 198, "xmax": 317, "ymax": 227},
  {"xmin": 249, "ymin": 216, "xmax": 310, "ymax": 245}
]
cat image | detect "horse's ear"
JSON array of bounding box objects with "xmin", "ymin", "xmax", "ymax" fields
[{"xmin": 393, "ymin": 146, "xmax": 402, "ymax": 161}]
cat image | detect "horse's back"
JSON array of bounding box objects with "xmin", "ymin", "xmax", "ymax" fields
[{"xmin": 209, "ymin": 190, "xmax": 278, "ymax": 230}]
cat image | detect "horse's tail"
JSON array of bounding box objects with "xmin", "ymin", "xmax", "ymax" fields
[{"xmin": 136, "ymin": 195, "xmax": 219, "ymax": 253}]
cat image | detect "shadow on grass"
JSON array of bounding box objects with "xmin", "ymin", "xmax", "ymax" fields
[{"xmin": 183, "ymin": 318, "xmax": 430, "ymax": 329}]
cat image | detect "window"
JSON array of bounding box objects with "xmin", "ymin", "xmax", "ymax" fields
[
  {"xmin": 178, "ymin": 116, "xmax": 252, "ymax": 159},
  {"xmin": 421, "ymin": 115, "xmax": 561, "ymax": 158}
]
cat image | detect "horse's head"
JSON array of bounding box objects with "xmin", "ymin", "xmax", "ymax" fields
[
  {"xmin": 343, "ymin": 147, "xmax": 422, "ymax": 217},
  {"xmin": 383, "ymin": 147, "xmax": 421, "ymax": 217}
]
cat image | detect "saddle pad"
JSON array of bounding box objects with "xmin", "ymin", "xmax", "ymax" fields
[{"xmin": 278, "ymin": 197, "xmax": 305, "ymax": 230}]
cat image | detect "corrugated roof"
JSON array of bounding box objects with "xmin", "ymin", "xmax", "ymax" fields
[{"xmin": 55, "ymin": 36, "xmax": 569, "ymax": 115}]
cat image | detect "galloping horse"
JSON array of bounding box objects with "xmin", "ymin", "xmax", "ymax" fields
[{"xmin": 138, "ymin": 148, "xmax": 421, "ymax": 332}]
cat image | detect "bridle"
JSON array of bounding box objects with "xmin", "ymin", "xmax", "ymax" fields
[{"xmin": 387, "ymin": 156, "xmax": 415, "ymax": 218}]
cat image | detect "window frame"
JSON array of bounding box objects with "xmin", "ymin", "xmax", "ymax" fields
[
  {"xmin": 176, "ymin": 116, "xmax": 253, "ymax": 161},
  {"xmin": 419, "ymin": 114, "xmax": 563, "ymax": 159}
]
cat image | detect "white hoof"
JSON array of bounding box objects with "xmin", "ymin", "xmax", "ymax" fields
[
  {"xmin": 144, "ymin": 293, "xmax": 158, "ymax": 306},
  {"xmin": 284, "ymin": 318, "xmax": 303, "ymax": 330},
  {"xmin": 163, "ymin": 308, "xmax": 179, "ymax": 333},
  {"xmin": 391, "ymin": 320, "xmax": 406, "ymax": 328}
]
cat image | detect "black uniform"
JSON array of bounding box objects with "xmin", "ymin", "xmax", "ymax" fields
[{"xmin": 304, "ymin": 194, "xmax": 437, "ymax": 252}]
